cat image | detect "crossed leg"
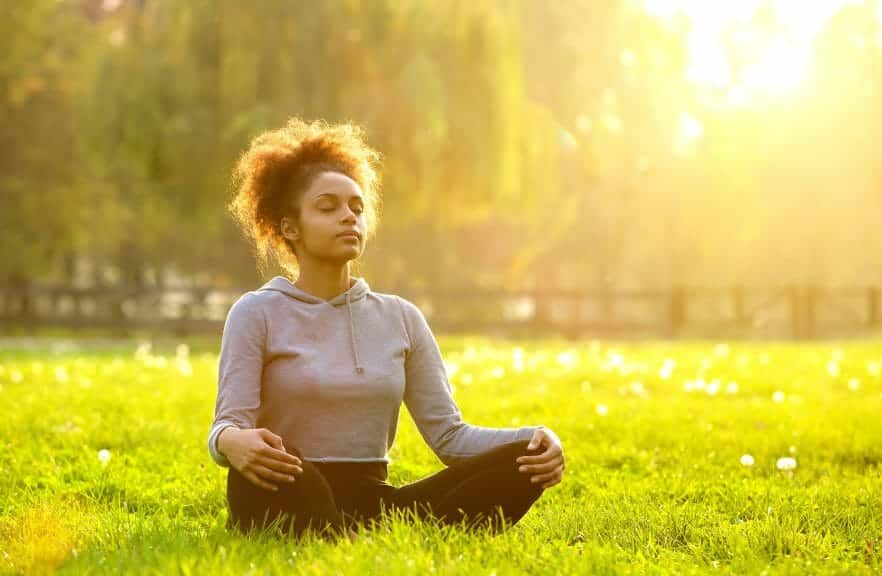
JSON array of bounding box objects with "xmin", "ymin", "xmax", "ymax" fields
[
  {"xmin": 379, "ymin": 440, "xmax": 546, "ymax": 532},
  {"xmin": 225, "ymin": 440, "xmax": 546, "ymax": 538},
  {"xmin": 226, "ymin": 455, "xmax": 345, "ymax": 539}
]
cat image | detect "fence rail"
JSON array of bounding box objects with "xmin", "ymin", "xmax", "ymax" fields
[{"xmin": 1, "ymin": 284, "xmax": 880, "ymax": 340}]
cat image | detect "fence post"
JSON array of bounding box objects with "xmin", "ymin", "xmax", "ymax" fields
[
  {"xmin": 733, "ymin": 285, "xmax": 747, "ymax": 332},
  {"xmin": 670, "ymin": 285, "xmax": 685, "ymax": 338},
  {"xmin": 790, "ymin": 285, "xmax": 802, "ymax": 340},
  {"xmin": 533, "ymin": 286, "xmax": 549, "ymax": 334},
  {"xmin": 805, "ymin": 284, "xmax": 816, "ymax": 339},
  {"xmin": 790, "ymin": 285, "xmax": 816, "ymax": 340}
]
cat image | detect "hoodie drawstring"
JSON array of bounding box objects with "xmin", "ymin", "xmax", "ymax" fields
[{"xmin": 346, "ymin": 292, "xmax": 364, "ymax": 374}]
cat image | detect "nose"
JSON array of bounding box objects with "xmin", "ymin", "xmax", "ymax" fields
[{"xmin": 341, "ymin": 206, "xmax": 358, "ymax": 222}]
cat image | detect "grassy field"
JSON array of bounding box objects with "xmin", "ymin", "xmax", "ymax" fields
[{"xmin": 0, "ymin": 335, "xmax": 880, "ymax": 575}]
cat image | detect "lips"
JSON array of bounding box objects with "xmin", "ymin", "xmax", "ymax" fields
[{"xmin": 337, "ymin": 232, "xmax": 359, "ymax": 239}]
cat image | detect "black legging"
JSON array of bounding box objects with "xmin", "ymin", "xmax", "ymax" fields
[{"xmin": 226, "ymin": 439, "xmax": 546, "ymax": 539}]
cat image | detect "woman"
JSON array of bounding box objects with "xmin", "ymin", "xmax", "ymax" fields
[{"xmin": 208, "ymin": 117, "xmax": 565, "ymax": 539}]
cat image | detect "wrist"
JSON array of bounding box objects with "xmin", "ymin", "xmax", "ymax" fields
[{"xmin": 216, "ymin": 426, "xmax": 240, "ymax": 456}]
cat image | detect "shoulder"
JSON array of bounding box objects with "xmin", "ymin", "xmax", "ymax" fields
[
  {"xmin": 224, "ymin": 289, "xmax": 271, "ymax": 325},
  {"xmin": 368, "ymin": 291, "xmax": 429, "ymax": 337},
  {"xmin": 359, "ymin": 289, "xmax": 412, "ymax": 313},
  {"xmin": 373, "ymin": 292, "xmax": 423, "ymax": 321},
  {"xmin": 384, "ymin": 294, "xmax": 435, "ymax": 345}
]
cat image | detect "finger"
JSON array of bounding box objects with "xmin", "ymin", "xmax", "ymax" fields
[
  {"xmin": 259, "ymin": 445, "xmax": 301, "ymax": 466},
  {"xmin": 541, "ymin": 476, "xmax": 562, "ymax": 489},
  {"xmin": 259, "ymin": 428, "xmax": 285, "ymax": 449},
  {"xmin": 257, "ymin": 455, "xmax": 304, "ymax": 477},
  {"xmin": 526, "ymin": 428, "xmax": 545, "ymax": 451},
  {"xmin": 516, "ymin": 454, "xmax": 552, "ymax": 466},
  {"xmin": 244, "ymin": 470, "xmax": 279, "ymax": 492},
  {"xmin": 518, "ymin": 455, "xmax": 561, "ymax": 473},
  {"xmin": 519, "ymin": 458, "xmax": 561, "ymax": 475},
  {"xmin": 516, "ymin": 450, "xmax": 559, "ymax": 466},
  {"xmin": 530, "ymin": 464, "xmax": 564, "ymax": 484},
  {"xmin": 253, "ymin": 464, "xmax": 297, "ymax": 485}
]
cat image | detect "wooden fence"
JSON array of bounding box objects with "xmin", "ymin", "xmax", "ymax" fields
[{"xmin": 0, "ymin": 283, "xmax": 880, "ymax": 340}]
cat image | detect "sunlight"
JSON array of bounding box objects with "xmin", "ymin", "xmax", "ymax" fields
[
  {"xmin": 741, "ymin": 39, "xmax": 812, "ymax": 95},
  {"xmin": 878, "ymin": 0, "xmax": 882, "ymax": 45},
  {"xmin": 686, "ymin": 33, "xmax": 732, "ymax": 88},
  {"xmin": 674, "ymin": 111, "xmax": 704, "ymax": 156},
  {"xmin": 640, "ymin": 0, "xmax": 873, "ymax": 104}
]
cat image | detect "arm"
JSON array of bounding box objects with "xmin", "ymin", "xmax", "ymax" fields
[
  {"xmin": 397, "ymin": 296, "xmax": 539, "ymax": 467},
  {"xmin": 207, "ymin": 293, "xmax": 265, "ymax": 467}
]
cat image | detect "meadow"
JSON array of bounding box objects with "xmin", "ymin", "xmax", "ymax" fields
[{"xmin": 0, "ymin": 335, "xmax": 880, "ymax": 575}]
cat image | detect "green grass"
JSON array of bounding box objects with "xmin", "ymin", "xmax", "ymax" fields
[{"xmin": 1, "ymin": 336, "xmax": 880, "ymax": 575}]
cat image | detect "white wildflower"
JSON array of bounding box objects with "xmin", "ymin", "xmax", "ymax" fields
[
  {"xmin": 608, "ymin": 352, "xmax": 624, "ymax": 369},
  {"xmin": 556, "ymin": 350, "xmax": 578, "ymax": 369},
  {"xmin": 659, "ymin": 358, "xmax": 676, "ymax": 380},
  {"xmin": 714, "ymin": 343, "xmax": 730, "ymax": 358},
  {"xmin": 134, "ymin": 341, "xmax": 152, "ymax": 362},
  {"xmin": 54, "ymin": 365, "xmax": 70, "ymax": 384},
  {"xmin": 511, "ymin": 347, "xmax": 525, "ymax": 373},
  {"xmin": 629, "ymin": 381, "xmax": 647, "ymax": 397},
  {"xmin": 176, "ymin": 357, "xmax": 193, "ymax": 377},
  {"xmin": 827, "ymin": 361, "xmax": 840, "ymax": 378},
  {"xmin": 706, "ymin": 379, "xmax": 720, "ymax": 396},
  {"xmin": 776, "ymin": 456, "xmax": 797, "ymax": 471}
]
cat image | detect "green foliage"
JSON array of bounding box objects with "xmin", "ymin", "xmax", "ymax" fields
[
  {"xmin": 2, "ymin": 0, "xmax": 569, "ymax": 288},
  {"xmin": 3, "ymin": 0, "xmax": 882, "ymax": 290}
]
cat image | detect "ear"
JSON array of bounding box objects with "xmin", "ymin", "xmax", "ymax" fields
[{"xmin": 280, "ymin": 216, "xmax": 299, "ymax": 242}]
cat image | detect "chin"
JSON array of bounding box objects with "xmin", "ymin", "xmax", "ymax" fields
[{"xmin": 329, "ymin": 249, "xmax": 362, "ymax": 264}]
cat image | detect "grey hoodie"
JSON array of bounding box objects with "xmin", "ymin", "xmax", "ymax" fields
[{"xmin": 207, "ymin": 275, "xmax": 538, "ymax": 467}]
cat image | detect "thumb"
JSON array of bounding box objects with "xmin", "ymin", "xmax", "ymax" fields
[{"xmin": 527, "ymin": 428, "xmax": 543, "ymax": 451}]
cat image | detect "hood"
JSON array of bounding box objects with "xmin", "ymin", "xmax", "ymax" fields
[{"xmin": 258, "ymin": 275, "xmax": 370, "ymax": 375}]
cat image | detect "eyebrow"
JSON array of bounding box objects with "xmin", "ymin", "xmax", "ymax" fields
[{"xmin": 314, "ymin": 192, "xmax": 364, "ymax": 202}]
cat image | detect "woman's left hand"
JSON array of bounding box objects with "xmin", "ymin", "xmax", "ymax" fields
[{"xmin": 517, "ymin": 426, "xmax": 565, "ymax": 489}]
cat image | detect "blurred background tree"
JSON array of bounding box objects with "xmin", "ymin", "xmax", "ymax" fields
[{"xmin": 2, "ymin": 0, "xmax": 881, "ymax": 295}]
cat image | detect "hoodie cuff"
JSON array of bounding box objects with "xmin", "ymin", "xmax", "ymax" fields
[{"xmin": 207, "ymin": 422, "xmax": 238, "ymax": 468}]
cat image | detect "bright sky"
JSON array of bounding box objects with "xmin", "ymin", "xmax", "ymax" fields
[{"xmin": 641, "ymin": 0, "xmax": 879, "ymax": 104}]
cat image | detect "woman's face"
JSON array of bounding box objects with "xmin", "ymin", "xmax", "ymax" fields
[{"xmin": 281, "ymin": 171, "xmax": 367, "ymax": 265}]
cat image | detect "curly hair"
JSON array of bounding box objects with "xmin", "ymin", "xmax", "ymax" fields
[{"xmin": 228, "ymin": 117, "xmax": 383, "ymax": 278}]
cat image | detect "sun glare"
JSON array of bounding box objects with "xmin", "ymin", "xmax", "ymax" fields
[
  {"xmin": 640, "ymin": 0, "xmax": 876, "ymax": 104},
  {"xmin": 878, "ymin": 1, "xmax": 882, "ymax": 45},
  {"xmin": 675, "ymin": 111, "xmax": 704, "ymax": 156}
]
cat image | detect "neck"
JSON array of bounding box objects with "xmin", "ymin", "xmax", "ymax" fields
[{"xmin": 293, "ymin": 261, "xmax": 354, "ymax": 301}]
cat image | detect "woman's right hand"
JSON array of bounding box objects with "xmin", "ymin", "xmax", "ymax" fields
[{"xmin": 217, "ymin": 427, "xmax": 304, "ymax": 491}]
